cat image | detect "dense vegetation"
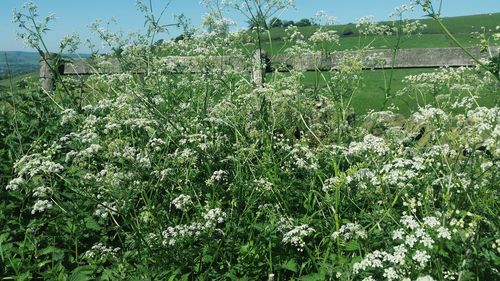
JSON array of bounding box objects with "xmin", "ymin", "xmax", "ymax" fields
[{"xmin": 1, "ymin": 1, "xmax": 499, "ymax": 280}]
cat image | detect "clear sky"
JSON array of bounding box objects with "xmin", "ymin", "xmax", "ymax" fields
[{"xmin": 1, "ymin": 0, "xmax": 499, "ymax": 52}]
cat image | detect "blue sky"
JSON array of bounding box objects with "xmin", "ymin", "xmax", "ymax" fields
[{"xmin": 1, "ymin": 0, "xmax": 499, "ymax": 52}]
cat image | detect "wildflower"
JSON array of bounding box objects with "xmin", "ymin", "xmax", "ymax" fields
[
  {"xmin": 282, "ymin": 225, "xmax": 315, "ymax": 251},
  {"xmin": 31, "ymin": 199, "xmax": 53, "ymax": 214},
  {"xmin": 171, "ymin": 194, "xmax": 193, "ymax": 211},
  {"xmin": 206, "ymin": 170, "xmax": 228, "ymax": 186},
  {"xmin": 392, "ymin": 229, "xmax": 404, "ymax": 240},
  {"xmin": 437, "ymin": 227, "xmax": 451, "ymax": 240},
  {"xmin": 332, "ymin": 223, "xmax": 367, "ymax": 240},
  {"xmin": 5, "ymin": 177, "xmax": 24, "ymax": 191},
  {"xmin": 383, "ymin": 267, "xmax": 399, "ymax": 280},
  {"xmin": 412, "ymin": 250, "xmax": 430, "ymax": 267}
]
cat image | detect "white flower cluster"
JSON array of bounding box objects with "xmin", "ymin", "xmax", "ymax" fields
[
  {"xmin": 346, "ymin": 168, "xmax": 380, "ymax": 190},
  {"xmin": 30, "ymin": 185, "xmax": 54, "ymax": 214},
  {"xmin": 332, "ymin": 222, "xmax": 367, "ymax": 240},
  {"xmin": 356, "ymin": 16, "xmax": 392, "ymax": 36},
  {"xmin": 492, "ymin": 239, "xmax": 500, "ymax": 254},
  {"xmin": 309, "ymin": 29, "xmax": 339, "ymax": 45},
  {"xmin": 5, "ymin": 177, "xmax": 24, "ymax": 191},
  {"xmin": 457, "ymin": 107, "xmax": 499, "ymax": 156},
  {"xmin": 282, "ymin": 224, "xmax": 315, "ymax": 252},
  {"xmin": 202, "ymin": 208, "xmax": 226, "ymax": 227},
  {"xmin": 322, "ymin": 176, "xmax": 341, "ymax": 192},
  {"xmin": 399, "ymin": 67, "xmax": 489, "ymax": 100},
  {"xmin": 60, "ymin": 108, "xmax": 78, "ymax": 125},
  {"xmin": 379, "ymin": 157, "xmax": 426, "ymax": 188},
  {"xmin": 412, "ymin": 105, "xmax": 449, "ymax": 124},
  {"xmin": 162, "ymin": 223, "xmax": 207, "ymax": 246},
  {"xmin": 31, "ymin": 199, "xmax": 53, "ymax": 214},
  {"xmin": 14, "ymin": 153, "xmax": 64, "ymax": 178},
  {"xmin": 161, "ymin": 208, "xmax": 226, "ymax": 246},
  {"xmin": 289, "ymin": 142, "xmax": 319, "ymax": 171},
  {"xmin": 171, "ymin": 194, "xmax": 193, "ymax": 211},
  {"xmin": 254, "ymin": 178, "xmax": 273, "ymax": 192},
  {"xmin": 353, "ymin": 214, "xmax": 452, "ymax": 279},
  {"xmin": 94, "ymin": 201, "xmax": 118, "ymax": 220},
  {"xmin": 83, "ymin": 243, "xmax": 120, "ymax": 260},
  {"xmin": 347, "ymin": 134, "xmax": 389, "ymax": 156},
  {"xmin": 206, "ymin": 170, "xmax": 228, "ymax": 186},
  {"xmin": 284, "ymin": 25, "xmax": 304, "ymax": 42}
]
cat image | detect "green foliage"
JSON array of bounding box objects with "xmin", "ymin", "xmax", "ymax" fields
[{"xmin": 1, "ymin": 1, "xmax": 499, "ymax": 280}]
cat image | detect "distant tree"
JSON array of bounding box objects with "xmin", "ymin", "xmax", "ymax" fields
[
  {"xmin": 173, "ymin": 32, "xmax": 194, "ymax": 42},
  {"xmin": 296, "ymin": 18, "xmax": 313, "ymax": 27},
  {"xmin": 282, "ymin": 20, "xmax": 295, "ymax": 27},
  {"xmin": 269, "ymin": 17, "xmax": 283, "ymax": 28}
]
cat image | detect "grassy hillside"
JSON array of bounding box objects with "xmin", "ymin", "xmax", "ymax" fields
[
  {"xmin": 260, "ymin": 12, "xmax": 500, "ymax": 114},
  {"xmin": 266, "ymin": 13, "xmax": 500, "ymax": 41},
  {"xmin": 262, "ymin": 13, "xmax": 500, "ymax": 53}
]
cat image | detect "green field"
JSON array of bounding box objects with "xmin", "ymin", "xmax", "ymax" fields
[
  {"xmin": 261, "ymin": 12, "xmax": 500, "ymax": 114},
  {"xmin": 264, "ymin": 13, "xmax": 500, "ymax": 43},
  {"xmin": 259, "ymin": 13, "xmax": 500, "ymax": 54}
]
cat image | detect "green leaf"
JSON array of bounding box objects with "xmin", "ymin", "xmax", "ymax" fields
[
  {"xmin": 344, "ymin": 240, "xmax": 361, "ymax": 252},
  {"xmin": 281, "ymin": 259, "xmax": 298, "ymax": 272},
  {"xmin": 69, "ymin": 266, "xmax": 93, "ymax": 281},
  {"xmin": 300, "ymin": 272, "xmax": 325, "ymax": 281},
  {"xmin": 39, "ymin": 246, "xmax": 59, "ymax": 255},
  {"xmin": 84, "ymin": 217, "xmax": 101, "ymax": 231}
]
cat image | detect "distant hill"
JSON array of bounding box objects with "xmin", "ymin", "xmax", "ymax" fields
[
  {"xmin": 0, "ymin": 52, "xmax": 91, "ymax": 78},
  {"xmin": 257, "ymin": 12, "xmax": 500, "ymax": 53},
  {"xmin": 0, "ymin": 51, "xmax": 41, "ymax": 77}
]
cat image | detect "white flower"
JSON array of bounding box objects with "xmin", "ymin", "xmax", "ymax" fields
[
  {"xmin": 332, "ymin": 223, "xmax": 366, "ymax": 240},
  {"xmin": 347, "ymin": 134, "xmax": 389, "ymax": 156},
  {"xmin": 405, "ymin": 235, "xmax": 417, "ymax": 248},
  {"xmin": 206, "ymin": 170, "xmax": 228, "ymax": 186},
  {"xmin": 203, "ymin": 208, "xmax": 226, "ymax": 227},
  {"xmin": 393, "ymin": 229, "xmax": 404, "ymax": 240},
  {"xmin": 401, "ymin": 215, "xmax": 419, "ymax": 230},
  {"xmin": 416, "ymin": 276, "xmax": 435, "ymax": 281},
  {"xmin": 31, "ymin": 199, "xmax": 53, "ymax": 214},
  {"xmin": 413, "ymin": 250, "xmax": 431, "ymax": 267},
  {"xmin": 5, "ymin": 177, "xmax": 24, "ymax": 191},
  {"xmin": 423, "ymin": 216, "xmax": 440, "ymax": 228},
  {"xmin": 282, "ymin": 225, "xmax": 315, "ymax": 251},
  {"xmin": 383, "ymin": 267, "xmax": 399, "ymax": 281},
  {"xmin": 171, "ymin": 194, "xmax": 193, "ymax": 211},
  {"xmin": 437, "ymin": 227, "xmax": 451, "ymax": 240}
]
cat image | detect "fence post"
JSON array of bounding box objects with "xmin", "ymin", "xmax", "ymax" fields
[
  {"xmin": 40, "ymin": 53, "xmax": 58, "ymax": 94},
  {"xmin": 252, "ymin": 49, "xmax": 266, "ymax": 88}
]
